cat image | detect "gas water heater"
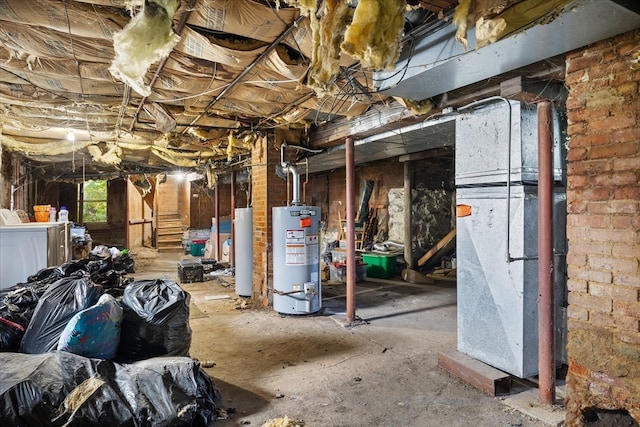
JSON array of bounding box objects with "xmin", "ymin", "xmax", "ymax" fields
[
  {"xmin": 272, "ymin": 145, "xmax": 321, "ymax": 314},
  {"xmin": 272, "ymin": 205, "xmax": 321, "ymax": 314}
]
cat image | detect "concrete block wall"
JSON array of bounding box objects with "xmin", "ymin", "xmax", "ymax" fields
[{"xmin": 564, "ymin": 29, "xmax": 640, "ymax": 426}]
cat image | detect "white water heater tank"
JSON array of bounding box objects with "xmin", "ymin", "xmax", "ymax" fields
[{"xmin": 272, "ymin": 206, "xmax": 321, "ymax": 314}]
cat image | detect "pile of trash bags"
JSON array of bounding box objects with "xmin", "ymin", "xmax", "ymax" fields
[{"xmin": 0, "ymin": 251, "xmax": 221, "ymax": 426}]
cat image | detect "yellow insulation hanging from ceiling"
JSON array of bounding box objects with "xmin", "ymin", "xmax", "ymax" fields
[
  {"xmin": 109, "ymin": 0, "xmax": 181, "ymax": 96},
  {"xmin": 306, "ymin": 0, "xmax": 353, "ymax": 94},
  {"xmin": 341, "ymin": 0, "xmax": 406, "ymax": 70},
  {"xmin": 453, "ymin": 0, "xmax": 472, "ymax": 48}
]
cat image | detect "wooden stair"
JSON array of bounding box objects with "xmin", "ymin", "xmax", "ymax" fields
[{"xmin": 157, "ymin": 215, "xmax": 184, "ymax": 253}]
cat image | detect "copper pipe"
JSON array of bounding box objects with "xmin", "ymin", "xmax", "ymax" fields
[
  {"xmin": 230, "ymin": 171, "xmax": 236, "ymax": 267},
  {"xmin": 346, "ymin": 136, "xmax": 356, "ymax": 323},
  {"xmin": 537, "ymin": 100, "xmax": 555, "ymax": 404}
]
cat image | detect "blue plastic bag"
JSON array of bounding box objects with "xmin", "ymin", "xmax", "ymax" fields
[{"xmin": 57, "ymin": 293, "xmax": 123, "ymax": 359}]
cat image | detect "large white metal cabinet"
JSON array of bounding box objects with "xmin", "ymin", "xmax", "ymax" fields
[
  {"xmin": 456, "ymin": 186, "xmax": 566, "ymax": 378},
  {"xmin": 455, "ymin": 99, "xmax": 568, "ymax": 378},
  {"xmin": 0, "ymin": 222, "xmax": 71, "ymax": 290}
]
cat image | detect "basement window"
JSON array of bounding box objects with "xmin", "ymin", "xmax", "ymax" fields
[{"xmin": 80, "ymin": 180, "xmax": 107, "ymax": 223}]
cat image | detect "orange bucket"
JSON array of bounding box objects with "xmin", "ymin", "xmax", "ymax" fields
[{"xmin": 33, "ymin": 205, "xmax": 51, "ymax": 222}]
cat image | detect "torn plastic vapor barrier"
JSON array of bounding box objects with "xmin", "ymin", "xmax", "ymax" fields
[{"xmin": 0, "ymin": 351, "xmax": 221, "ymax": 427}]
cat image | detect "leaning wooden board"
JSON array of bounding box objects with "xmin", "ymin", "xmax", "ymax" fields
[{"xmin": 417, "ymin": 229, "xmax": 456, "ymax": 267}]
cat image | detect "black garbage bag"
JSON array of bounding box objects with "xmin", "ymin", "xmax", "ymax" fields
[
  {"xmin": 0, "ymin": 280, "xmax": 53, "ymax": 328},
  {"xmin": 25, "ymin": 265, "xmax": 65, "ymax": 284},
  {"xmin": 92, "ymin": 270, "xmax": 133, "ymax": 296},
  {"xmin": 19, "ymin": 274, "xmax": 102, "ymax": 354},
  {"xmin": 117, "ymin": 279, "xmax": 191, "ymax": 362},
  {"xmin": 0, "ymin": 317, "xmax": 25, "ymax": 351},
  {"xmin": 0, "ymin": 351, "xmax": 221, "ymax": 427},
  {"xmin": 112, "ymin": 252, "xmax": 135, "ymax": 274}
]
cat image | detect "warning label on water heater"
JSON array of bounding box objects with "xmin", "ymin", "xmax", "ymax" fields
[{"xmin": 285, "ymin": 230, "xmax": 318, "ymax": 266}]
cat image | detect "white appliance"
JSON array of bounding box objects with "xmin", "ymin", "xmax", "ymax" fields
[
  {"xmin": 0, "ymin": 222, "xmax": 71, "ymax": 290},
  {"xmin": 272, "ymin": 206, "xmax": 321, "ymax": 314},
  {"xmin": 234, "ymin": 207, "xmax": 253, "ymax": 297}
]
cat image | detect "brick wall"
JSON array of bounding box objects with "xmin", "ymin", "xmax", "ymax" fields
[
  {"xmin": 564, "ymin": 29, "xmax": 640, "ymax": 426},
  {"xmin": 307, "ymin": 159, "xmax": 405, "ymax": 234},
  {"xmin": 251, "ymin": 134, "xmax": 288, "ymax": 304}
]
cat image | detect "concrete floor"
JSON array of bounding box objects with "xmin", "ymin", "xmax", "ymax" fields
[{"xmin": 131, "ymin": 250, "xmax": 565, "ymax": 427}]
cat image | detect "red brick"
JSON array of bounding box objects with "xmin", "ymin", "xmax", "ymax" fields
[
  {"xmin": 566, "ymin": 96, "xmax": 585, "ymax": 111},
  {"xmin": 570, "ymin": 133, "xmax": 613, "ymax": 148},
  {"xmin": 590, "ymin": 283, "xmax": 639, "ymax": 302},
  {"xmin": 567, "ymin": 159, "xmax": 612, "ymax": 175},
  {"xmin": 567, "ymin": 226, "xmax": 589, "ymax": 242},
  {"xmin": 584, "ymin": 201, "xmax": 608, "ymax": 214},
  {"xmin": 588, "ymin": 228, "xmax": 637, "ymax": 244},
  {"xmin": 567, "ymin": 240, "xmax": 612, "ymax": 256},
  {"xmin": 611, "ymin": 127, "xmax": 640, "ymax": 144},
  {"xmin": 568, "ymin": 357, "xmax": 590, "ymax": 377},
  {"xmin": 612, "ymin": 156, "xmax": 640, "ymax": 171},
  {"xmin": 567, "ymin": 172, "xmax": 588, "ymax": 187},
  {"xmin": 618, "ymin": 40, "xmax": 640, "ymax": 56},
  {"xmin": 568, "ymin": 266, "xmax": 613, "ymax": 284},
  {"xmin": 611, "ymin": 216, "xmax": 635, "ymax": 229},
  {"xmin": 578, "ymin": 213, "xmax": 610, "ymax": 228},
  {"xmin": 566, "ymin": 198, "xmax": 588, "ymax": 214},
  {"xmin": 610, "ymin": 72, "xmax": 637, "ymax": 87},
  {"xmin": 567, "ymin": 279, "xmax": 588, "ymax": 293},
  {"xmin": 568, "ymin": 304, "xmax": 589, "ymax": 320},
  {"xmin": 615, "ymin": 331, "xmax": 640, "ymax": 345},
  {"xmin": 590, "ymin": 311, "xmax": 616, "ymax": 328},
  {"xmin": 575, "ymin": 106, "xmax": 612, "ymax": 122},
  {"xmin": 589, "ymin": 142, "xmax": 639, "ymax": 160},
  {"xmin": 572, "ymin": 186, "xmax": 611, "ymax": 201},
  {"xmin": 567, "ymin": 122, "xmax": 587, "ymax": 136},
  {"xmin": 567, "ymin": 252, "xmax": 587, "ymax": 267},
  {"xmin": 589, "ymin": 60, "xmax": 639, "ymax": 81},
  {"xmin": 565, "ymin": 69, "xmax": 589, "ymax": 86},
  {"xmin": 607, "ymin": 103, "xmax": 639, "ymax": 118},
  {"xmin": 611, "ymin": 200, "xmax": 639, "ymax": 215},
  {"xmin": 567, "ymin": 54, "xmax": 603, "ymax": 73},
  {"xmin": 615, "ymin": 315, "xmax": 640, "ymax": 332},
  {"xmin": 613, "ymin": 300, "xmax": 640, "ymax": 318},
  {"xmin": 592, "ymin": 172, "xmax": 638, "ymax": 187},
  {"xmin": 611, "ymin": 243, "xmax": 640, "ymax": 259},
  {"xmin": 613, "ymin": 81, "xmax": 638, "ymax": 96},
  {"xmin": 614, "ymin": 186, "xmax": 640, "ymax": 200},
  {"xmin": 568, "ymin": 317, "xmax": 609, "ymax": 333},
  {"xmin": 588, "ymin": 112, "xmax": 636, "ymax": 133}
]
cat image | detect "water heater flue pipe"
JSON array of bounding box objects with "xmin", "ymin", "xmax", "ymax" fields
[{"xmin": 280, "ymin": 143, "xmax": 301, "ymax": 205}]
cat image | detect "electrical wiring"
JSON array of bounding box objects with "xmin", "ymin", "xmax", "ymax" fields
[{"xmin": 262, "ymin": 0, "xmax": 311, "ymax": 66}]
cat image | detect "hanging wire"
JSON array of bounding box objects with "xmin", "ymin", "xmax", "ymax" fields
[
  {"xmin": 62, "ymin": 0, "xmax": 85, "ymax": 98},
  {"xmin": 263, "ymin": 0, "xmax": 310, "ymax": 66}
]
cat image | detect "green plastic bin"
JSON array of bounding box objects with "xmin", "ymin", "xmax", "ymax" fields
[
  {"xmin": 362, "ymin": 253, "xmax": 397, "ymax": 279},
  {"xmin": 190, "ymin": 239, "xmax": 206, "ymax": 257}
]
